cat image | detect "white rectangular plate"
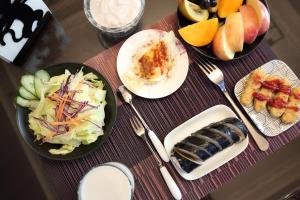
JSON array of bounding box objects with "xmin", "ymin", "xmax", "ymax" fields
[
  {"xmin": 164, "ymin": 105, "xmax": 249, "ymax": 181},
  {"xmin": 234, "ymin": 60, "xmax": 300, "ymax": 137}
]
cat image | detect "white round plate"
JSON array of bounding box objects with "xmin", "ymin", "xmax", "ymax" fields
[{"xmin": 117, "ymin": 29, "xmax": 189, "ymax": 99}]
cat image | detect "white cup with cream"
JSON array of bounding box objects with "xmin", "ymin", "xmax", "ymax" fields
[
  {"xmin": 78, "ymin": 162, "xmax": 135, "ymax": 200},
  {"xmin": 84, "ymin": 0, "xmax": 145, "ymax": 46}
]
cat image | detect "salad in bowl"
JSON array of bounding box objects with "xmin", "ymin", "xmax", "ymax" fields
[{"xmin": 16, "ymin": 64, "xmax": 116, "ymax": 158}]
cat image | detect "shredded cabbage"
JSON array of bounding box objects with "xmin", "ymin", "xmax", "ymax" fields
[{"xmin": 29, "ymin": 69, "xmax": 106, "ymax": 155}]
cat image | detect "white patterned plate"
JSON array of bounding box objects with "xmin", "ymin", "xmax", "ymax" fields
[{"xmin": 234, "ymin": 60, "xmax": 300, "ymax": 137}]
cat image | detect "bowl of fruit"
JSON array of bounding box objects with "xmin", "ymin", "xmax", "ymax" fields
[{"xmin": 177, "ymin": 0, "xmax": 270, "ymax": 61}]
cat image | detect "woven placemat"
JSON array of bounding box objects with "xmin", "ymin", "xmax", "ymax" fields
[{"xmin": 41, "ymin": 13, "xmax": 300, "ymax": 200}]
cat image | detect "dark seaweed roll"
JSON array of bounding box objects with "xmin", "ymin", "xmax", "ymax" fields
[
  {"xmin": 172, "ymin": 151, "xmax": 199, "ymax": 173},
  {"xmin": 221, "ymin": 118, "xmax": 248, "ymax": 140},
  {"xmin": 170, "ymin": 117, "xmax": 249, "ymax": 174},
  {"xmin": 196, "ymin": 128, "xmax": 232, "ymax": 149},
  {"xmin": 175, "ymin": 141, "xmax": 211, "ymax": 161},
  {"xmin": 209, "ymin": 123, "xmax": 240, "ymax": 142},
  {"xmin": 184, "ymin": 136, "xmax": 220, "ymax": 155}
]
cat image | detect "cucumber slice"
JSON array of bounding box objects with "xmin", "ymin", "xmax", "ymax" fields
[
  {"xmin": 34, "ymin": 77, "xmax": 43, "ymax": 99},
  {"xmin": 34, "ymin": 70, "xmax": 50, "ymax": 98},
  {"xmin": 16, "ymin": 96, "xmax": 39, "ymax": 109},
  {"xmin": 20, "ymin": 75, "xmax": 36, "ymax": 96},
  {"xmin": 35, "ymin": 70, "xmax": 50, "ymax": 83},
  {"xmin": 19, "ymin": 87, "xmax": 37, "ymax": 100}
]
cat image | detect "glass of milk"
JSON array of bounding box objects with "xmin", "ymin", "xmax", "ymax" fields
[
  {"xmin": 78, "ymin": 162, "xmax": 135, "ymax": 200},
  {"xmin": 84, "ymin": 0, "xmax": 145, "ymax": 47}
]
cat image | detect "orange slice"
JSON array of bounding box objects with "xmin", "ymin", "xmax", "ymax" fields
[
  {"xmin": 178, "ymin": 18, "xmax": 219, "ymax": 47},
  {"xmin": 218, "ymin": 0, "xmax": 243, "ymax": 18}
]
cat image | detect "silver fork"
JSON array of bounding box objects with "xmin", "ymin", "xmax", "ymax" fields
[
  {"xmin": 130, "ymin": 116, "xmax": 182, "ymax": 200},
  {"xmin": 118, "ymin": 85, "xmax": 170, "ymax": 162},
  {"xmin": 194, "ymin": 56, "xmax": 269, "ymax": 151}
]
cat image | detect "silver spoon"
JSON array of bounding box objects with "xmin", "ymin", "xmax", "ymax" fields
[{"xmin": 118, "ymin": 85, "xmax": 170, "ymax": 162}]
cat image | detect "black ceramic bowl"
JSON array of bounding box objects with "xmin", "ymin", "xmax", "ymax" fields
[
  {"xmin": 16, "ymin": 63, "xmax": 117, "ymax": 160},
  {"xmin": 177, "ymin": 0, "xmax": 269, "ymax": 60}
]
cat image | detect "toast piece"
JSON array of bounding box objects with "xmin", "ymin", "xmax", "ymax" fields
[
  {"xmin": 281, "ymin": 87, "xmax": 300, "ymax": 124},
  {"xmin": 268, "ymin": 78, "xmax": 291, "ymax": 118},
  {"xmin": 253, "ymin": 75, "xmax": 280, "ymax": 112},
  {"xmin": 240, "ymin": 69, "xmax": 266, "ymax": 106}
]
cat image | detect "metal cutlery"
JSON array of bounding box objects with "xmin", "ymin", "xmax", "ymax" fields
[
  {"xmin": 118, "ymin": 85, "xmax": 170, "ymax": 162},
  {"xmin": 194, "ymin": 56, "xmax": 270, "ymax": 151},
  {"xmin": 130, "ymin": 116, "xmax": 182, "ymax": 200}
]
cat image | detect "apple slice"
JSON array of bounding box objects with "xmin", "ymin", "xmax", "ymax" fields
[
  {"xmin": 225, "ymin": 12, "xmax": 244, "ymax": 52},
  {"xmin": 240, "ymin": 5, "xmax": 259, "ymax": 44},
  {"xmin": 247, "ymin": 0, "xmax": 270, "ymax": 36},
  {"xmin": 247, "ymin": 0, "xmax": 263, "ymax": 27},
  {"xmin": 257, "ymin": 1, "xmax": 270, "ymax": 35},
  {"xmin": 213, "ymin": 25, "xmax": 235, "ymax": 61}
]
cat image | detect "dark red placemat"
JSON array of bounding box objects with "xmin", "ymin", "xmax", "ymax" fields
[{"xmin": 40, "ymin": 13, "xmax": 300, "ymax": 200}]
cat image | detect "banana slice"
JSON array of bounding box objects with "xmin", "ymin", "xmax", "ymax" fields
[{"xmin": 179, "ymin": 0, "xmax": 209, "ymax": 22}]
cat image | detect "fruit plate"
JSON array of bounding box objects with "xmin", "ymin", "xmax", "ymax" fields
[
  {"xmin": 234, "ymin": 60, "xmax": 300, "ymax": 137},
  {"xmin": 177, "ymin": 0, "xmax": 269, "ymax": 60},
  {"xmin": 164, "ymin": 105, "xmax": 249, "ymax": 180},
  {"xmin": 16, "ymin": 63, "xmax": 117, "ymax": 160}
]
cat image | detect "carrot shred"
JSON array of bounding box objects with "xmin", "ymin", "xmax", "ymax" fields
[
  {"xmin": 50, "ymin": 118, "xmax": 80, "ymax": 126},
  {"xmin": 54, "ymin": 92, "xmax": 74, "ymax": 121},
  {"xmin": 55, "ymin": 94, "xmax": 66, "ymax": 120},
  {"xmin": 57, "ymin": 100, "xmax": 66, "ymax": 120},
  {"xmin": 52, "ymin": 93, "xmax": 72, "ymax": 103},
  {"xmin": 56, "ymin": 101, "xmax": 62, "ymax": 119},
  {"xmin": 52, "ymin": 83, "xmax": 83, "ymax": 122}
]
